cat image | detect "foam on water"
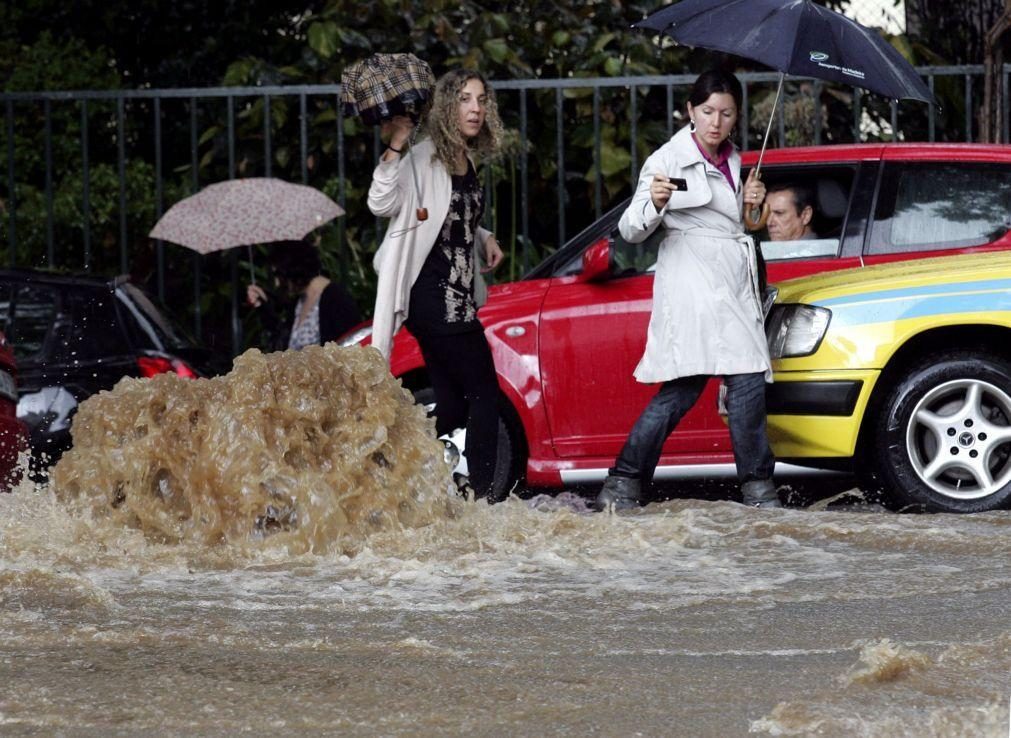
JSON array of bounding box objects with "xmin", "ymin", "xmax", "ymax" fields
[
  {"xmin": 49, "ymin": 344, "xmax": 457, "ymax": 555},
  {"xmin": 752, "ymin": 634, "xmax": 1011, "ymax": 737}
]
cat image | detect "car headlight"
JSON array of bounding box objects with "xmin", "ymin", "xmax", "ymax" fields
[
  {"xmin": 766, "ymin": 304, "xmax": 831, "ymax": 359},
  {"xmin": 337, "ymin": 325, "xmax": 373, "ymax": 347}
]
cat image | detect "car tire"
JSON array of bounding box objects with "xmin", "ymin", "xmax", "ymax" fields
[
  {"xmin": 412, "ymin": 387, "xmax": 525, "ymax": 500},
  {"xmin": 872, "ymin": 351, "xmax": 1011, "ymax": 513}
]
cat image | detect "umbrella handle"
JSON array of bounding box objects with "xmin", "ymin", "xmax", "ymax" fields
[
  {"xmin": 407, "ymin": 127, "xmax": 428, "ymax": 222},
  {"xmin": 744, "ymin": 200, "xmax": 770, "ymax": 231}
]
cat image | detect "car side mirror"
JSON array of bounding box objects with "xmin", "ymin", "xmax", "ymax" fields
[{"xmin": 579, "ymin": 238, "xmax": 613, "ymax": 282}]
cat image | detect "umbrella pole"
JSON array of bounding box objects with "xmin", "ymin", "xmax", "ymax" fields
[
  {"xmin": 745, "ymin": 72, "xmax": 785, "ymax": 230},
  {"xmin": 248, "ymin": 244, "xmax": 256, "ymax": 285},
  {"xmin": 754, "ymin": 72, "xmax": 785, "ymax": 181}
]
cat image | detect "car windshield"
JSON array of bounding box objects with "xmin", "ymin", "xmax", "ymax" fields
[{"xmin": 117, "ymin": 283, "xmax": 194, "ymax": 351}]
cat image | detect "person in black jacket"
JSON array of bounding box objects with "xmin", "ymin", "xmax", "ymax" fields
[{"xmin": 246, "ymin": 239, "xmax": 361, "ymax": 351}]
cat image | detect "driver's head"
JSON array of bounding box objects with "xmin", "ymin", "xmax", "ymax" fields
[{"xmin": 766, "ymin": 183, "xmax": 816, "ymax": 241}]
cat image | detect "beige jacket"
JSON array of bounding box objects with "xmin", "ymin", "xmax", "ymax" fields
[
  {"xmin": 618, "ymin": 125, "xmax": 771, "ymax": 383},
  {"xmin": 367, "ymin": 137, "xmax": 491, "ymax": 361}
]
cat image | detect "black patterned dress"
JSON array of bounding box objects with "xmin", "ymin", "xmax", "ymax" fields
[{"xmin": 405, "ymin": 161, "xmax": 483, "ymax": 337}]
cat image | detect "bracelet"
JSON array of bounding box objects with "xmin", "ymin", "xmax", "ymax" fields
[{"xmin": 386, "ymin": 144, "xmax": 403, "ymax": 154}]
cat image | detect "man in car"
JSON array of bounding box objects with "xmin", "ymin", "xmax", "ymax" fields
[{"xmin": 765, "ymin": 182, "xmax": 817, "ymax": 241}]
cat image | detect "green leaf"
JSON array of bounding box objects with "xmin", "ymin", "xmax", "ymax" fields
[
  {"xmin": 307, "ymin": 21, "xmax": 340, "ymax": 59},
  {"xmin": 199, "ymin": 149, "xmax": 216, "ymax": 170},
  {"xmin": 483, "ymin": 38, "xmax": 509, "ymax": 64},
  {"xmin": 275, "ymin": 146, "xmax": 290, "ymax": 168},
  {"xmin": 604, "ymin": 56, "xmax": 623, "ymax": 77},
  {"xmin": 592, "ymin": 32, "xmax": 616, "ymax": 53},
  {"xmin": 598, "ymin": 141, "xmax": 631, "ymax": 177},
  {"xmin": 552, "ymin": 31, "xmax": 571, "ymax": 47},
  {"xmin": 223, "ymin": 59, "xmax": 255, "ymax": 86},
  {"xmin": 198, "ymin": 125, "xmax": 220, "ymax": 146},
  {"xmin": 314, "ymin": 109, "xmax": 338, "ymax": 124},
  {"xmin": 336, "ymin": 27, "xmax": 371, "ymax": 48}
]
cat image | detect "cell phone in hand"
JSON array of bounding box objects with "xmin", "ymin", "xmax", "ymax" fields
[{"xmin": 669, "ymin": 177, "xmax": 688, "ymax": 191}]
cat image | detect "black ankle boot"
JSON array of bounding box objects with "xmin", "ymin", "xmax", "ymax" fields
[
  {"xmin": 741, "ymin": 479, "xmax": 782, "ymax": 508},
  {"xmin": 594, "ymin": 475, "xmax": 643, "ymax": 512}
]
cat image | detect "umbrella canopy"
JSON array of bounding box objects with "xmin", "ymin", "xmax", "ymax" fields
[
  {"xmin": 634, "ymin": 0, "xmax": 934, "ymax": 104},
  {"xmin": 633, "ymin": 0, "xmax": 935, "ymax": 227},
  {"xmin": 340, "ymin": 53, "xmax": 436, "ymax": 126},
  {"xmin": 149, "ymin": 178, "xmax": 344, "ymax": 254}
]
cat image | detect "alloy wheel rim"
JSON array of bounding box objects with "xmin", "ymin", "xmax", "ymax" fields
[{"xmin": 905, "ymin": 378, "xmax": 1011, "ymax": 500}]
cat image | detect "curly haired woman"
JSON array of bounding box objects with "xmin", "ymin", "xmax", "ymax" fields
[{"xmin": 368, "ymin": 69, "xmax": 505, "ymax": 501}]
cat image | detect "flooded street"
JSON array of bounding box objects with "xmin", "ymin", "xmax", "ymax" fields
[
  {"xmin": 4, "ymin": 487, "xmax": 1010, "ymax": 736},
  {"xmin": 1, "ymin": 346, "xmax": 1009, "ymax": 736}
]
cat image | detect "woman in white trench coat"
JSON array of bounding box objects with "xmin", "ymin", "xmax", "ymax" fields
[{"xmin": 594, "ymin": 69, "xmax": 781, "ymax": 511}]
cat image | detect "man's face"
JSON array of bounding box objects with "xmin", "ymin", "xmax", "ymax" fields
[{"xmin": 766, "ymin": 190, "xmax": 813, "ymax": 241}]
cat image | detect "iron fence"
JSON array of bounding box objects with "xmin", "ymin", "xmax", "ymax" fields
[{"xmin": 0, "ymin": 65, "xmax": 1005, "ymax": 358}]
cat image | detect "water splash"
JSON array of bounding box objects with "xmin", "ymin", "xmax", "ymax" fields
[{"xmin": 50, "ymin": 344, "xmax": 458, "ymax": 554}]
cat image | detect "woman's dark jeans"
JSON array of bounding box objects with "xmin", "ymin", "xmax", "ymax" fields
[{"xmin": 610, "ymin": 372, "xmax": 775, "ymax": 484}]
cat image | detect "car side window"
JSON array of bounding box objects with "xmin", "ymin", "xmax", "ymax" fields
[
  {"xmin": 750, "ymin": 165, "xmax": 856, "ymax": 262},
  {"xmin": 868, "ymin": 162, "xmax": 1011, "ymax": 254},
  {"xmin": 611, "ymin": 226, "xmax": 664, "ymax": 276},
  {"xmin": 9, "ymin": 286, "xmax": 58, "ymax": 361}
]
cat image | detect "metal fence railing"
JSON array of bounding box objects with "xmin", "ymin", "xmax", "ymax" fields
[{"xmin": 1, "ymin": 65, "xmax": 1004, "ymax": 357}]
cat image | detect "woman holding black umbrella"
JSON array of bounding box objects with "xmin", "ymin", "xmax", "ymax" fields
[
  {"xmin": 368, "ymin": 69, "xmax": 505, "ymax": 502},
  {"xmin": 595, "ymin": 69, "xmax": 781, "ymax": 511}
]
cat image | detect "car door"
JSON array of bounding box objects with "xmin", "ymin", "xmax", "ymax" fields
[
  {"xmin": 536, "ymin": 161, "xmax": 872, "ymax": 464},
  {"xmin": 538, "ymin": 228, "xmax": 724, "ymax": 460},
  {"xmin": 862, "ymin": 158, "xmax": 1011, "ymax": 265}
]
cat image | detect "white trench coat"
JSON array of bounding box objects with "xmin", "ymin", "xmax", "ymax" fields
[
  {"xmin": 367, "ymin": 137, "xmax": 492, "ymax": 361},
  {"xmin": 618, "ymin": 124, "xmax": 772, "ymax": 384}
]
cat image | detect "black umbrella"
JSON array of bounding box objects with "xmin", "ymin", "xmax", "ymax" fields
[{"xmin": 633, "ymin": 0, "xmax": 935, "ymax": 222}]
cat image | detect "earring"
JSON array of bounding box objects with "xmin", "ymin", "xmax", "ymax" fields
[{"xmin": 689, "ymin": 119, "xmax": 696, "ymax": 132}]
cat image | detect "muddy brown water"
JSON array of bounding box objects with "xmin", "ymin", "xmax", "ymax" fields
[{"xmin": 1, "ymin": 345, "xmax": 1009, "ymax": 736}]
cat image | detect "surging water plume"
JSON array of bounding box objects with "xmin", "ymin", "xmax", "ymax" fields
[{"xmin": 50, "ymin": 344, "xmax": 457, "ymax": 553}]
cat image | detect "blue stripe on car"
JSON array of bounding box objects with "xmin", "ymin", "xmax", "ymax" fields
[
  {"xmin": 824, "ymin": 284, "xmax": 1011, "ymax": 327},
  {"xmin": 819, "ymin": 278, "xmax": 1011, "ymax": 308}
]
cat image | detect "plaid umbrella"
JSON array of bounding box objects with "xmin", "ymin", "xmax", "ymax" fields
[
  {"xmin": 340, "ymin": 53, "xmax": 436, "ymax": 222},
  {"xmin": 340, "ymin": 53, "xmax": 435, "ymax": 126}
]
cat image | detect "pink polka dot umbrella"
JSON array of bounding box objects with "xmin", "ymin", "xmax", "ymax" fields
[{"xmin": 149, "ymin": 178, "xmax": 344, "ymax": 282}]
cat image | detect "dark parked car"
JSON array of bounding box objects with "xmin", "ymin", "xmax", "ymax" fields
[
  {"xmin": 0, "ymin": 330, "xmax": 28, "ymax": 487},
  {"xmin": 0, "ymin": 270, "xmax": 223, "ymax": 470}
]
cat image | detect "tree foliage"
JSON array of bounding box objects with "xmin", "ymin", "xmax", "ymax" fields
[{"xmin": 0, "ymin": 0, "xmax": 981, "ymax": 358}]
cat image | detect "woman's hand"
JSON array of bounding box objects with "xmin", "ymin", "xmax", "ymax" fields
[
  {"xmin": 650, "ymin": 174, "xmax": 679, "ymax": 213},
  {"xmin": 246, "ymin": 284, "xmax": 267, "ymax": 307},
  {"xmin": 380, "ymin": 115, "xmax": 414, "ymax": 153},
  {"xmin": 743, "ymin": 169, "xmax": 766, "ymax": 207},
  {"xmin": 482, "ymin": 236, "xmax": 504, "ymax": 273}
]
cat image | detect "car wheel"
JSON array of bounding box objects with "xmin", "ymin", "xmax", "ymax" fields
[
  {"xmin": 412, "ymin": 387, "xmax": 525, "ymax": 499},
  {"xmin": 873, "ymin": 351, "xmax": 1011, "ymax": 512}
]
